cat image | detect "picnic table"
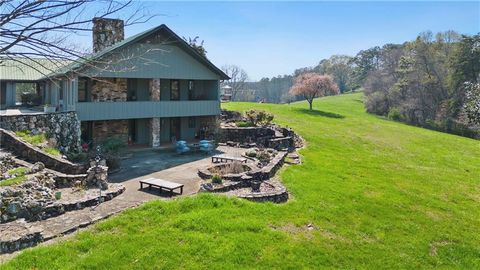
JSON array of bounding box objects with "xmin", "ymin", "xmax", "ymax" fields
[
  {"xmin": 139, "ymin": 178, "xmax": 184, "ymax": 196},
  {"xmin": 211, "ymin": 155, "xmax": 247, "ymax": 164}
]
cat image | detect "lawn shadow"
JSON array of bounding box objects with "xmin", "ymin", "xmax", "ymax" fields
[{"xmin": 293, "ymin": 108, "xmax": 345, "ymax": 119}]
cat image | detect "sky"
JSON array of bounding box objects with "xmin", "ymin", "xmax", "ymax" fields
[{"xmin": 101, "ymin": 1, "xmax": 479, "ymax": 81}]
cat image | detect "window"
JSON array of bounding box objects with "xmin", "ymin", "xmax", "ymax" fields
[
  {"xmin": 78, "ymin": 77, "xmax": 89, "ymax": 102},
  {"xmin": 188, "ymin": 117, "xmax": 196, "ymax": 128},
  {"xmin": 170, "ymin": 80, "xmax": 179, "ymax": 100},
  {"xmin": 59, "ymin": 81, "xmax": 64, "ymax": 100},
  {"xmin": 188, "ymin": 80, "xmax": 194, "ymax": 100}
]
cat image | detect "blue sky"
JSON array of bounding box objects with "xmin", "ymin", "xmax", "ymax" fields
[{"xmin": 115, "ymin": 1, "xmax": 478, "ymax": 80}]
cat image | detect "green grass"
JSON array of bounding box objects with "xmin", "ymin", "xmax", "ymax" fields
[
  {"xmin": 0, "ymin": 167, "xmax": 28, "ymax": 187},
  {"xmin": 44, "ymin": 147, "xmax": 61, "ymax": 157},
  {"xmin": 15, "ymin": 130, "xmax": 46, "ymax": 145},
  {"xmin": 2, "ymin": 93, "xmax": 480, "ymax": 269},
  {"xmin": 6, "ymin": 167, "xmax": 28, "ymax": 176},
  {"xmin": 0, "ymin": 175, "xmax": 27, "ymax": 187}
]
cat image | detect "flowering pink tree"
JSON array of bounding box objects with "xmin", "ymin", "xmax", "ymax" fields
[{"xmin": 289, "ymin": 73, "xmax": 340, "ymax": 110}]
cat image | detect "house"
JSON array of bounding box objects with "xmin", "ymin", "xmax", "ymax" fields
[
  {"xmin": 0, "ymin": 18, "xmax": 229, "ymax": 148},
  {"xmin": 220, "ymin": 85, "xmax": 232, "ymax": 102}
]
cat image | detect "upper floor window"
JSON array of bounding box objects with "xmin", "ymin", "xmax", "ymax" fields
[
  {"xmin": 78, "ymin": 77, "xmax": 89, "ymax": 102},
  {"xmin": 188, "ymin": 80, "xmax": 194, "ymax": 100},
  {"xmin": 170, "ymin": 80, "xmax": 179, "ymax": 100}
]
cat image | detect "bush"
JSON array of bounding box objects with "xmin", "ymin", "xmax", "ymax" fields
[
  {"xmin": 388, "ymin": 108, "xmax": 403, "ymax": 121},
  {"xmin": 236, "ymin": 121, "xmax": 255, "ymax": 127},
  {"xmin": 245, "ymin": 149, "xmax": 257, "ymax": 157},
  {"xmin": 20, "ymin": 93, "xmax": 41, "ymax": 106},
  {"xmin": 211, "ymin": 174, "xmax": 222, "ymax": 184},
  {"xmin": 100, "ymin": 137, "xmax": 126, "ymax": 154},
  {"xmin": 67, "ymin": 151, "xmax": 89, "ymax": 163},
  {"xmin": 245, "ymin": 110, "xmax": 274, "ymax": 126}
]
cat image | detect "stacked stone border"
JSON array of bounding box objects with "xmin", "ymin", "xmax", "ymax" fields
[
  {"xmin": 0, "ymin": 129, "xmax": 86, "ymax": 174},
  {"xmin": 199, "ymin": 151, "xmax": 289, "ymax": 203},
  {"xmin": 238, "ymin": 181, "xmax": 288, "ymax": 203},
  {"xmin": 198, "ymin": 151, "xmax": 287, "ymax": 182}
]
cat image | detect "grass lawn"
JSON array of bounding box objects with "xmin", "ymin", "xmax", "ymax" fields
[{"xmin": 2, "ymin": 93, "xmax": 479, "ymax": 269}]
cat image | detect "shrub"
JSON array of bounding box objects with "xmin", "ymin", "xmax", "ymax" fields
[
  {"xmin": 245, "ymin": 149, "xmax": 257, "ymax": 157},
  {"xmin": 388, "ymin": 108, "xmax": 403, "ymax": 121},
  {"xmin": 100, "ymin": 137, "xmax": 126, "ymax": 154},
  {"xmin": 236, "ymin": 121, "xmax": 255, "ymax": 127},
  {"xmin": 67, "ymin": 151, "xmax": 89, "ymax": 163},
  {"xmin": 245, "ymin": 109, "xmax": 274, "ymax": 126},
  {"xmin": 211, "ymin": 174, "xmax": 222, "ymax": 184},
  {"xmin": 20, "ymin": 93, "xmax": 41, "ymax": 106}
]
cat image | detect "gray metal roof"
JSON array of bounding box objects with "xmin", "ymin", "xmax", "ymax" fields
[{"xmin": 0, "ymin": 58, "xmax": 70, "ymax": 81}]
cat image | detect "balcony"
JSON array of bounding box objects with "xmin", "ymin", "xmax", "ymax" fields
[{"xmin": 75, "ymin": 100, "xmax": 221, "ymax": 121}]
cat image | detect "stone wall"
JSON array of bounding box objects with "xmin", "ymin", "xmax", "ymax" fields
[
  {"xmin": 0, "ymin": 129, "xmax": 86, "ymax": 174},
  {"xmin": 92, "ymin": 18, "xmax": 124, "ymax": 53},
  {"xmin": 218, "ymin": 127, "xmax": 275, "ymax": 145},
  {"xmin": 0, "ymin": 111, "xmax": 81, "ymax": 153},
  {"xmin": 239, "ymin": 186, "xmax": 288, "ymax": 203},
  {"xmin": 92, "ymin": 120, "xmax": 129, "ymax": 143},
  {"xmin": 91, "ymin": 78, "xmax": 127, "ymax": 102}
]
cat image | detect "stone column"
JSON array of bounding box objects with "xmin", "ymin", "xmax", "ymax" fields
[
  {"xmin": 150, "ymin": 78, "xmax": 161, "ymax": 147},
  {"xmin": 149, "ymin": 79, "xmax": 161, "ymax": 101}
]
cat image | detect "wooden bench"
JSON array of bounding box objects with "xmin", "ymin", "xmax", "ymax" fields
[
  {"xmin": 139, "ymin": 178, "xmax": 184, "ymax": 196},
  {"xmin": 211, "ymin": 155, "xmax": 247, "ymax": 164}
]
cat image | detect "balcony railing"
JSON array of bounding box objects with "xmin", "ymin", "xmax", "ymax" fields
[{"xmin": 75, "ymin": 100, "xmax": 220, "ymax": 121}]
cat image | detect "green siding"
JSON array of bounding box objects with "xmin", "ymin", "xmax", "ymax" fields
[
  {"xmin": 76, "ymin": 100, "xmax": 220, "ymax": 121},
  {"xmin": 79, "ymin": 44, "xmax": 222, "ymax": 80}
]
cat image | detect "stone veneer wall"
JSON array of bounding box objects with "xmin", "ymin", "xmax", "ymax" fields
[
  {"xmin": 150, "ymin": 79, "xmax": 161, "ymax": 147},
  {"xmin": 92, "ymin": 18, "xmax": 124, "ymax": 53},
  {"xmin": 92, "ymin": 120, "xmax": 129, "ymax": 143},
  {"xmin": 91, "ymin": 78, "xmax": 127, "ymax": 102},
  {"xmin": 0, "ymin": 111, "xmax": 81, "ymax": 152}
]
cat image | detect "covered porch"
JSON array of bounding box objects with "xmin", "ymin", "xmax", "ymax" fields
[{"xmin": 80, "ymin": 115, "xmax": 217, "ymax": 148}]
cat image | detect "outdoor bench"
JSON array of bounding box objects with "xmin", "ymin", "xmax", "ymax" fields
[{"xmin": 139, "ymin": 178, "xmax": 184, "ymax": 196}]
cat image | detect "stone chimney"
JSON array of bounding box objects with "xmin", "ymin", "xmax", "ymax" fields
[{"xmin": 92, "ymin": 18, "xmax": 125, "ymax": 53}]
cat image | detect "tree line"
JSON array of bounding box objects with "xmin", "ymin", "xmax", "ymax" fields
[
  {"xmin": 360, "ymin": 31, "xmax": 479, "ymax": 138},
  {"xmin": 224, "ymin": 31, "xmax": 479, "ymax": 138}
]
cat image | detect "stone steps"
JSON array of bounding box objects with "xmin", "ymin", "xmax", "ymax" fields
[{"xmin": 0, "ymin": 192, "xmax": 141, "ymax": 254}]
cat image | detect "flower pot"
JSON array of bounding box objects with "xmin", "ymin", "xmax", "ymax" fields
[{"xmin": 55, "ymin": 191, "xmax": 62, "ymax": 200}]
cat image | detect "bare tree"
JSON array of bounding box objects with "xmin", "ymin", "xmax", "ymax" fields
[
  {"xmin": 221, "ymin": 65, "xmax": 249, "ymax": 101},
  {"xmin": 0, "ymin": 0, "xmax": 153, "ymax": 77}
]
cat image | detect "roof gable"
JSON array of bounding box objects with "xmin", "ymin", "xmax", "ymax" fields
[{"xmin": 53, "ymin": 24, "xmax": 229, "ymax": 80}]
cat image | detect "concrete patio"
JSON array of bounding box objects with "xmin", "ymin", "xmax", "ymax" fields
[{"xmin": 109, "ymin": 145, "xmax": 248, "ymax": 201}]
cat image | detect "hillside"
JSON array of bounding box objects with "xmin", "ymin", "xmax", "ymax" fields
[{"xmin": 2, "ymin": 93, "xmax": 479, "ymax": 269}]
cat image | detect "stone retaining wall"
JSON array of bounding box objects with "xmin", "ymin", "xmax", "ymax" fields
[
  {"xmin": 0, "ymin": 224, "xmax": 43, "ymax": 254},
  {"xmin": 0, "ymin": 111, "xmax": 81, "ymax": 152},
  {"xmin": 217, "ymin": 127, "xmax": 275, "ymax": 145},
  {"xmin": 0, "ymin": 129, "xmax": 86, "ymax": 174}
]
